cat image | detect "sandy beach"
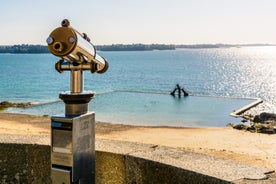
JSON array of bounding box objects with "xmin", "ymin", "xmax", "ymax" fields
[{"xmin": 0, "ymin": 112, "xmax": 275, "ymax": 171}]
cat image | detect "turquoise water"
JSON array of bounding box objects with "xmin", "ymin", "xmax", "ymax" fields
[
  {"xmin": 9, "ymin": 92, "xmax": 254, "ymax": 127},
  {"xmin": 1, "ymin": 47, "xmax": 276, "ymax": 127}
]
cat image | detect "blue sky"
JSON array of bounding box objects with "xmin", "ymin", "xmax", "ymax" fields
[{"xmin": 0, "ymin": 0, "xmax": 276, "ymax": 45}]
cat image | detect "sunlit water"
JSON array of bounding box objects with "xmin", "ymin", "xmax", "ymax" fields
[{"xmin": 1, "ymin": 46, "xmax": 276, "ymax": 127}]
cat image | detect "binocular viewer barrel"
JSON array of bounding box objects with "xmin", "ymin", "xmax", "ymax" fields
[{"xmin": 46, "ymin": 19, "xmax": 108, "ymax": 74}]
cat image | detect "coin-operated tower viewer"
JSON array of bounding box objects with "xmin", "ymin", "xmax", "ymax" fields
[{"xmin": 46, "ymin": 19, "xmax": 108, "ymax": 184}]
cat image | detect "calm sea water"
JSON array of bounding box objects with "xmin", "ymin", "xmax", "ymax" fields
[{"xmin": 1, "ymin": 47, "xmax": 276, "ymax": 127}]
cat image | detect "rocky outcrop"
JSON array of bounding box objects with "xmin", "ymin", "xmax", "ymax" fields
[
  {"xmin": 230, "ymin": 112, "xmax": 276, "ymax": 134},
  {"xmin": 0, "ymin": 101, "xmax": 32, "ymax": 109},
  {"xmin": 253, "ymin": 112, "xmax": 276, "ymax": 123}
]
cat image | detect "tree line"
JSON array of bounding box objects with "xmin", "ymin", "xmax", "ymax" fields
[
  {"xmin": 0, "ymin": 44, "xmax": 175, "ymax": 53},
  {"xmin": 0, "ymin": 44, "xmax": 49, "ymax": 53},
  {"xmin": 0, "ymin": 43, "xmax": 273, "ymax": 53},
  {"xmin": 96, "ymin": 44, "xmax": 175, "ymax": 51}
]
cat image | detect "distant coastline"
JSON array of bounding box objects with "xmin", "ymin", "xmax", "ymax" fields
[{"xmin": 0, "ymin": 43, "xmax": 275, "ymax": 53}]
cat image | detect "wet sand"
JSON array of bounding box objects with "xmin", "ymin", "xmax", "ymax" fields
[{"xmin": 0, "ymin": 112, "xmax": 275, "ymax": 171}]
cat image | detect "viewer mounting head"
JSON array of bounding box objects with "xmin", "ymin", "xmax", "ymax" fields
[{"xmin": 46, "ymin": 19, "xmax": 109, "ymax": 94}]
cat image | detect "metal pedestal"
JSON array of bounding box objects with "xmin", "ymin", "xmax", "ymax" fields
[{"xmin": 51, "ymin": 93, "xmax": 95, "ymax": 184}]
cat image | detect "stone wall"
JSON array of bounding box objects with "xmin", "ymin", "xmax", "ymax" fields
[
  {"xmin": 0, "ymin": 141, "xmax": 228, "ymax": 184},
  {"xmin": 0, "ymin": 143, "xmax": 51, "ymax": 184},
  {"xmin": 0, "ymin": 139, "xmax": 273, "ymax": 183}
]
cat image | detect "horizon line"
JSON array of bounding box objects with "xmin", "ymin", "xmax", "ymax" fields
[{"xmin": 0, "ymin": 43, "xmax": 276, "ymax": 46}]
